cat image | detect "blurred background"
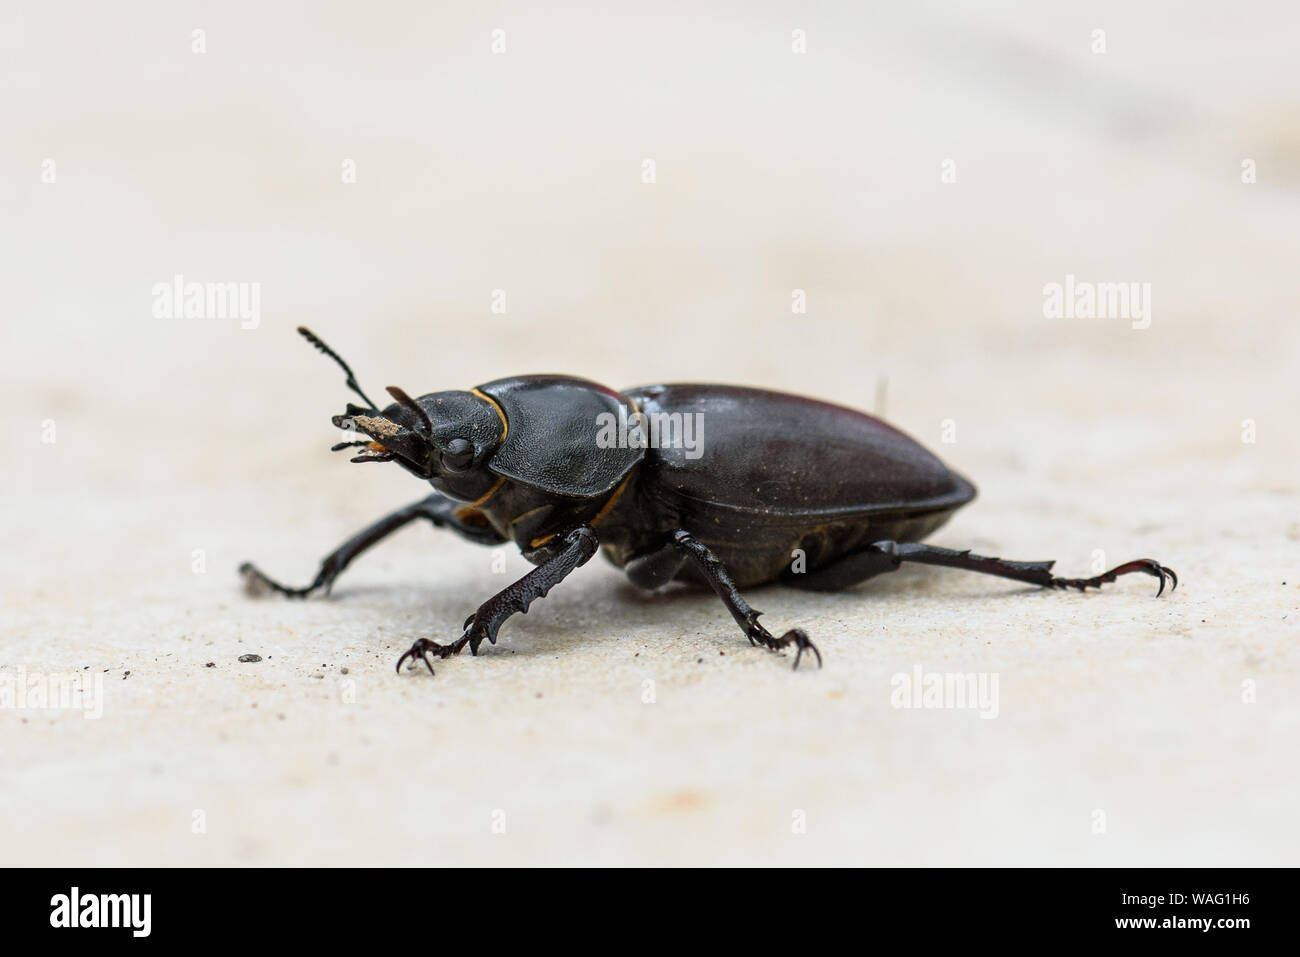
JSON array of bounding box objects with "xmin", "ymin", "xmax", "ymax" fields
[{"xmin": 2, "ymin": 1, "xmax": 1297, "ymax": 865}]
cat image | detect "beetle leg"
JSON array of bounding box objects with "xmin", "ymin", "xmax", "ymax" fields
[
  {"xmin": 396, "ymin": 526, "xmax": 599, "ymax": 676},
  {"xmin": 1047, "ymin": 558, "xmax": 1177, "ymax": 595},
  {"xmin": 241, "ymin": 492, "xmax": 506, "ymax": 599},
  {"xmin": 671, "ymin": 530, "xmax": 822, "ymax": 669},
  {"xmin": 859, "ymin": 542, "xmax": 1178, "ymax": 596}
]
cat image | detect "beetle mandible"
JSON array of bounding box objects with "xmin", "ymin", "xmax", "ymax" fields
[{"xmin": 240, "ymin": 327, "xmax": 1177, "ymax": 675}]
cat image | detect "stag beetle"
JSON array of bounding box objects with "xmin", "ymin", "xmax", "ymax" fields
[{"xmin": 240, "ymin": 327, "xmax": 1177, "ymax": 675}]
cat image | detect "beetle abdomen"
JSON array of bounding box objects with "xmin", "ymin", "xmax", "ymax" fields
[
  {"xmin": 614, "ymin": 384, "xmax": 975, "ymax": 587},
  {"xmin": 625, "ymin": 383, "xmax": 975, "ymax": 521}
]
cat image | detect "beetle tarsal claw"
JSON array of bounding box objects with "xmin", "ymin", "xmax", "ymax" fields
[
  {"xmin": 394, "ymin": 639, "xmax": 437, "ymax": 676},
  {"xmin": 1049, "ymin": 558, "xmax": 1179, "ymax": 596},
  {"xmin": 238, "ymin": 560, "xmax": 327, "ymax": 600},
  {"xmin": 738, "ymin": 614, "xmax": 822, "ymax": 669},
  {"xmin": 395, "ymin": 635, "xmax": 472, "ymax": 675},
  {"xmin": 783, "ymin": 629, "xmax": 823, "ymax": 670}
]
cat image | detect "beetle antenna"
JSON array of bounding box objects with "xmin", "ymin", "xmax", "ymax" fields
[
  {"xmin": 385, "ymin": 385, "xmax": 433, "ymax": 435},
  {"xmin": 298, "ymin": 326, "xmax": 381, "ymax": 411}
]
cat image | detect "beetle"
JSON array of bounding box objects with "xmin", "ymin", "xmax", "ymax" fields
[{"xmin": 241, "ymin": 327, "xmax": 1177, "ymax": 675}]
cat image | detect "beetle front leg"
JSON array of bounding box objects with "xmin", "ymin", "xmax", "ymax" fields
[
  {"xmin": 396, "ymin": 525, "xmax": 599, "ymax": 676},
  {"xmin": 671, "ymin": 530, "xmax": 822, "ymax": 669},
  {"xmin": 241, "ymin": 492, "xmax": 505, "ymax": 599}
]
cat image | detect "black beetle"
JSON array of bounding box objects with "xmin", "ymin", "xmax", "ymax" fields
[{"xmin": 241, "ymin": 327, "xmax": 1177, "ymax": 674}]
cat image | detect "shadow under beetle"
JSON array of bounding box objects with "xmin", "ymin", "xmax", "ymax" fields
[{"xmin": 241, "ymin": 327, "xmax": 1177, "ymax": 675}]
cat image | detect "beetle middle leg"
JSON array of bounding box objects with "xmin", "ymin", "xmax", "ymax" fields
[
  {"xmin": 790, "ymin": 540, "xmax": 1177, "ymax": 596},
  {"xmin": 240, "ymin": 492, "xmax": 505, "ymax": 599},
  {"xmin": 396, "ymin": 525, "xmax": 600, "ymax": 676},
  {"xmin": 670, "ymin": 530, "xmax": 822, "ymax": 669}
]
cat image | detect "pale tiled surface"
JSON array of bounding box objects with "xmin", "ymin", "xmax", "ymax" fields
[{"xmin": 2, "ymin": 2, "xmax": 1297, "ymax": 865}]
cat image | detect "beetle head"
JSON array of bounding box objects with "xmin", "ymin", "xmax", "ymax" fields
[
  {"xmin": 298, "ymin": 326, "xmax": 503, "ymax": 485},
  {"xmin": 332, "ymin": 388, "xmax": 503, "ymax": 481}
]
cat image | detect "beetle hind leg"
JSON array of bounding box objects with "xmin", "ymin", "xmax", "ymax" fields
[
  {"xmin": 783, "ymin": 544, "xmax": 903, "ymax": 591},
  {"xmin": 671, "ymin": 531, "xmax": 822, "ymax": 669},
  {"xmin": 1046, "ymin": 557, "xmax": 1177, "ymax": 595},
  {"xmin": 814, "ymin": 541, "xmax": 1177, "ymax": 597}
]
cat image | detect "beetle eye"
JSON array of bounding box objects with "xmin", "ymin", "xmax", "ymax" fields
[{"xmin": 441, "ymin": 438, "xmax": 474, "ymax": 472}]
